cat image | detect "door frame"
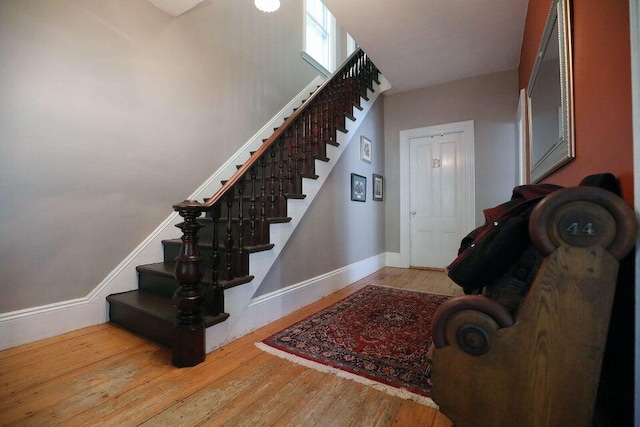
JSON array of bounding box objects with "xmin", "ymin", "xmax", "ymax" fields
[
  {"xmin": 629, "ymin": 0, "xmax": 640, "ymax": 419},
  {"xmin": 399, "ymin": 120, "xmax": 476, "ymax": 268}
]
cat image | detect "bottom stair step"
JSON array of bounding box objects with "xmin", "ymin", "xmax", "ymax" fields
[{"xmin": 107, "ymin": 290, "xmax": 229, "ymax": 348}]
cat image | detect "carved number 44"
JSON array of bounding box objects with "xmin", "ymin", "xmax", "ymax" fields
[{"xmin": 566, "ymin": 222, "xmax": 596, "ymax": 236}]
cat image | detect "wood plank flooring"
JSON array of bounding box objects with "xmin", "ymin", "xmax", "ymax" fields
[{"xmin": 0, "ymin": 267, "xmax": 461, "ymax": 426}]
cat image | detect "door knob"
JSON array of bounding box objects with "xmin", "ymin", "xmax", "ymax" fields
[{"xmin": 410, "ymin": 211, "xmax": 417, "ymax": 216}]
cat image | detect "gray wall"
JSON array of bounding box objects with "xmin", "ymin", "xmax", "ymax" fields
[
  {"xmin": 257, "ymin": 97, "xmax": 385, "ymax": 296},
  {"xmin": 0, "ymin": 0, "xmax": 319, "ymax": 312},
  {"xmin": 383, "ymin": 70, "xmax": 520, "ymax": 252}
]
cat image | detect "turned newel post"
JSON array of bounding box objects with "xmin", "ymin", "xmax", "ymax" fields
[{"xmin": 172, "ymin": 199, "xmax": 206, "ymax": 368}]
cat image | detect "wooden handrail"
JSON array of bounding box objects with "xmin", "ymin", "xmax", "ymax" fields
[
  {"xmin": 197, "ymin": 48, "xmax": 371, "ymax": 210},
  {"xmin": 170, "ymin": 48, "xmax": 380, "ymax": 367}
]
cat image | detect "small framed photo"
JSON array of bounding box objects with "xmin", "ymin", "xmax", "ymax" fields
[
  {"xmin": 360, "ymin": 136, "xmax": 372, "ymax": 163},
  {"xmin": 373, "ymin": 174, "xmax": 384, "ymax": 201},
  {"xmin": 351, "ymin": 173, "xmax": 366, "ymax": 202}
]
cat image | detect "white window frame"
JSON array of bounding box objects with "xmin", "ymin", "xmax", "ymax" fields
[
  {"xmin": 302, "ymin": 0, "xmax": 336, "ymax": 76},
  {"xmin": 346, "ymin": 33, "xmax": 357, "ymax": 56}
]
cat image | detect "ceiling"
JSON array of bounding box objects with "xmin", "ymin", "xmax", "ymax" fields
[
  {"xmin": 323, "ymin": 0, "xmax": 529, "ymax": 94},
  {"xmin": 148, "ymin": 0, "xmax": 530, "ymax": 94}
]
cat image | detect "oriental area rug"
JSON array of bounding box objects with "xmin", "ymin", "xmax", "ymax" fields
[{"xmin": 256, "ymin": 285, "xmax": 451, "ymax": 407}]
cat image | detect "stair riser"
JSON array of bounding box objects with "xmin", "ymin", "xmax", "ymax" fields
[
  {"xmin": 137, "ymin": 270, "xmax": 178, "ymax": 298},
  {"xmin": 109, "ymin": 302, "xmax": 173, "ymax": 347},
  {"xmin": 244, "ymin": 155, "xmax": 318, "ymax": 174},
  {"xmin": 208, "ymin": 188, "xmax": 301, "ymax": 218},
  {"xmin": 196, "ymin": 219, "xmax": 272, "ymax": 247},
  {"xmin": 105, "ymin": 51, "xmax": 382, "ymax": 367},
  {"xmin": 205, "ymin": 195, "xmax": 288, "ymax": 219},
  {"xmin": 163, "ymin": 242, "xmax": 250, "ymax": 273},
  {"xmin": 136, "ymin": 272, "xmax": 227, "ymax": 312}
]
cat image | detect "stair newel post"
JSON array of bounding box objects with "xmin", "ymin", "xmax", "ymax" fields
[
  {"xmin": 171, "ymin": 200, "xmax": 206, "ymax": 368},
  {"xmin": 249, "ymin": 165, "xmax": 257, "ymax": 247},
  {"xmin": 236, "ymin": 178, "xmax": 246, "ymax": 275},
  {"xmin": 210, "ymin": 203, "xmax": 224, "ymax": 316},
  {"xmin": 225, "ymin": 190, "xmax": 235, "ymax": 281}
]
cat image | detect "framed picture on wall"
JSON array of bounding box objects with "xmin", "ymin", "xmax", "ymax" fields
[
  {"xmin": 360, "ymin": 136, "xmax": 372, "ymax": 163},
  {"xmin": 351, "ymin": 173, "xmax": 366, "ymax": 202},
  {"xmin": 373, "ymin": 174, "xmax": 383, "ymax": 201}
]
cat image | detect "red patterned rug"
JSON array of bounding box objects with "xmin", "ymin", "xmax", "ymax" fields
[{"xmin": 257, "ymin": 285, "xmax": 450, "ymax": 406}]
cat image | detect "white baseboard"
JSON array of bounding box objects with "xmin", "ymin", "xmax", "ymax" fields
[
  {"xmin": 0, "ymin": 75, "xmax": 391, "ymax": 352},
  {"xmin": 204, "ymin": 253, "xmax": 387, "ymax": 352},
  {"xmin": 0, "ymin": 77, "xmax": 325, "ymax": 352},
  {"xmin": 385, "ymin": 252, "xmax": 408, "ymax": 268}
]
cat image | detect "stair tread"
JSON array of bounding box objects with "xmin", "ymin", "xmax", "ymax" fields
[
  {"xmin": 162, "ymin": 238, "xmax": 276, "ymax": 253},
  {"xmin": 198, "ymin": 216, "xmax": 292, "ymax": 224},
  {"xmin": 108, "ymin": 290, "xmax": 229, "ymax": 328},
  {"xmin": 285, "ymin": 193, "xmax": 306, "ymax": 199},
  {"xmin": 111, "ymin": 61, "xmax": 380, "ymax": 352},
  {"xmin": 108, "ymin": 290, "xmax": 175, "ymax": 321},
  {"xmin": 136, "ymin": 262, "xmax": 255, "ymax": 289}
]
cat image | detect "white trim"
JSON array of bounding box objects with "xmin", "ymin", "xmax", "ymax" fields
[
  {"xmin": 517, "ymin": 88, "xmax": 528, "ymax": 185},
  {"xmin": 203, "ymin": 81, "xmax": 388, "ymax": 351},
  {"xmin": 302, "ymin": 0, "xmax": 337, "ymax": 74},
  {"xmin": 629, "ymin": 0, "xmax": 640, "ymax": 423},
  {"xmin": 399, "ymin": 121, "xmax": 476, "ymax": 268},
  {"xmin": 0, "ymin": 77, "xmax": 325, "ymax": 351},
  {"xmin": 248, "ymin": 255, "xmax": 382, "ymax": 307},
  {"xmin": 385, "ymin": 252, "xmax": 404, "ymax": 268},
  {"xmin": 250, "ymin": 253, "xmax": 385, "ymax": 311},
  {"xmin": 211, "ymin": 253, "xmax": 386, "ymax": 347},
  {"xmin": 0, "ymin": 75, "xmax": 391, "ymax": 352},
  {"xmin": 301, "ymin": 51, "xmax": 331, "ymax": 77}
]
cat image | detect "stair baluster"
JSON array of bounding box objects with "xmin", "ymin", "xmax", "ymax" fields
[
  {"xmin": 236, "ymin": 178, "xmax": 246, "ymax": 275},
  {"xmin": 210, "ymin": 203, "xmax": 223, "ymax": 316},
  {"xmin": 276, "ymin": 137, "xmax": 286, "ymax": 215},
  {"xmin": 259, "ymin": 155, "xmax": 268, "ymax": 243},
  {"xmin": 269, "ymin": 145, "xmax": 277, "ymax": 217},
  {"xmin": 224, "ymin": 191, "xmax": 235, "ymax": 281},
  {"xmin": 249, "ymin": 166, "xmax": 257, "ymax": 247},
  {"xmin": 107, "ymin": 49, "xmax": 381, "ymax": 368}
]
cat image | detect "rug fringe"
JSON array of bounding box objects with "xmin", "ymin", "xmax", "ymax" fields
[{"xmin": 255, "ymin": 342, "xmax": 439, "ymax": 409}]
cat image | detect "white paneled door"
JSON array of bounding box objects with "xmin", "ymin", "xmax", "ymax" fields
[{"xmin": 409, "ymin": 130, "xmax": 472, "ymax": 268}]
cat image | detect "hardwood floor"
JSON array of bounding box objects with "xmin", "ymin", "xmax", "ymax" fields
[{"xmin": 0, "ymin": 267, "xmax": 461, "ymax": 426}]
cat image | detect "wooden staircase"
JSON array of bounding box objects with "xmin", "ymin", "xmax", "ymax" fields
[{"xmin": 107, "ymin": 50, "xmax": 382, "ymax": 367}]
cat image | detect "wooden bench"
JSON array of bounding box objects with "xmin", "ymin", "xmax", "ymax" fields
[{"xmin": 430, "ymin": 186, "xmax": 636, "ymax": 427}]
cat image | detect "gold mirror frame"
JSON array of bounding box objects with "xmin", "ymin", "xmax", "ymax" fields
[{"xmin": 527, "ymin": 0, "xmax": 574, "ymax": 183}]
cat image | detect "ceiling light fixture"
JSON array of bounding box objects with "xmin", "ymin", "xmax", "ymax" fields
[{"xmin": 255, "ymin": 0, "xmax": 280, "ymax": 13}]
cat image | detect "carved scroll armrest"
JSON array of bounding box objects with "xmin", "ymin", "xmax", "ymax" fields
[
  {"xmin": 431, "ymin": 295, "xmax": 515, "ymax": 355},
  {"xmin": 529, "ymin": 186, "xmax": 636, "ymax": 260}
]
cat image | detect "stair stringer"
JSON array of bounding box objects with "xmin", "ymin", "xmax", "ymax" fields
[{"xmin": 204, "ymin": 75, "xmax": 391, "ymax": 353}]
